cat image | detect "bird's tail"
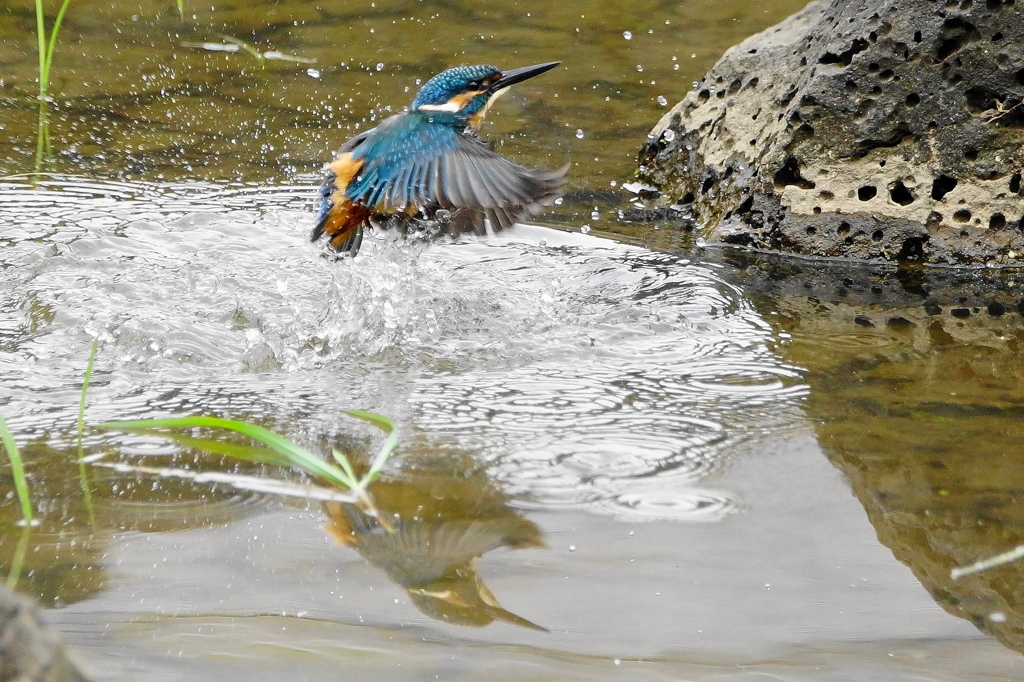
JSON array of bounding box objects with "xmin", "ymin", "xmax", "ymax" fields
[{"xmin": 312, "ymin": 172, "xmax": 367, "ymax": 255}]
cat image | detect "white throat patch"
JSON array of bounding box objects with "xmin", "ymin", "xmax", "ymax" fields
[
  {"xmin": 479, "ymin": 86, "xmax": 507, "ymax": 118},
  {"xmin": 416, "ymin": 101, "xmax": 462, "ymax": 113}
]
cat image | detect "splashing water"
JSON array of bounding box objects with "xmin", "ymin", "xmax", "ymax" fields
[{"xmin": 0, "ymin": 177, "xmax": 807, "ymax": 522}]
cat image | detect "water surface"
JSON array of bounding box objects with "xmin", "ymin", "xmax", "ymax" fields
[{"xmin": 2, "ymin": 0, "xmax": 1024, "ymax": 679}]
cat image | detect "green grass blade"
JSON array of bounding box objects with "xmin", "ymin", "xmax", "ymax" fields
[
  {"xmin": 97, "ymin": 417, "xmax": 354, "ymax": 488},
  {"xmin": 76, "ymin": 340, "xmax": 97, "ymax": 526},
  {"xmin": 97, "ymin": 411, "xmax": 401, "ymax": 497},
  {"xmin": 89, "ymin": 458, "xmax": 360, "ymax": 504},
  {"xmin": 99, "ymin": 417, "xmax": 314, "ymax": 456},
  {"xmin": 143, "ymin": 431, "xmax": 294, "ymax": 468},
  {"xmin": 0, "ymin": 416, "xmax": 33, "ymax": 524},
  {"xmin": 176, "ymin": 0, "xmax": 184, "ymax": 21},
  {"xmin": 343, "ymin": 410, "xmax": 395, "ymax": 433},
  {"xmin": 329, "ymin": 448, "xmax": 359, "ymax": 489},
  {"xmin": 34, "ymin": 0, "xmax": 46, "ymax": 99},
  {"xmin": 43, "ymin": 0, "xmax": 74, "ymax": 95},
  {"xmin": 344, "ymin": 410, "xmax": 398, "ymax": 486}
]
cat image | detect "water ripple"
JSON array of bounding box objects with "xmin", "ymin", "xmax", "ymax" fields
[{"xmin": 1, "ymin": 177, "xmax": 808, "ymax": 522}]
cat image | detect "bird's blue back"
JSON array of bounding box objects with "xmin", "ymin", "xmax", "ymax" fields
[{"xmin": 343, "ymin": 113, "xmax": 463, "ymax": 208}]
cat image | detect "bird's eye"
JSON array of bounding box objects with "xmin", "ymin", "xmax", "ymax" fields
[{"xmin": 469, "ymin": 80, "xmax": 484, "ymax": 89}]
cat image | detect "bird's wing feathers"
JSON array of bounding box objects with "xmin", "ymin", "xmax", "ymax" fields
[
  {"xmin": 349, "ymin": 114, "xmax": 565, "ymax": 216},
  {"xmin": 313, "ymin": 113, "xmax": 566, "ymax": 254},
  {"xmin": 437, "ymin": 141, "xmax": 566, "ymax": 210}
]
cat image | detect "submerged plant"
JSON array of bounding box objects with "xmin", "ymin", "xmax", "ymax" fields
[
  {"xmin": 952, "ymin": 544, "xmax": 1024, "ymax": 580},
  {"xmin": 179, "ymin": 34, "xmax": 316, "ymax": 65}
]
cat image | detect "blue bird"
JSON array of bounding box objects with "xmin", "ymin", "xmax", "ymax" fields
[{"xmin": 312, "ymin": 61, "xmax": 566, "ymax": 255}]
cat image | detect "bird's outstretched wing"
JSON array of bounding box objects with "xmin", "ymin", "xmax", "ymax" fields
[{"xmin": 312, "ymin": 113, "xmax": 566, "ymax": 255}]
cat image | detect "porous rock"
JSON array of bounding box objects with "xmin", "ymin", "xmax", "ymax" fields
[{"xmin": 637, "ymin": 0, "xmax": 1024, "ymax": 266}]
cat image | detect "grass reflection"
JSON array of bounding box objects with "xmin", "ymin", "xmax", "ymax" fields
[
  {"xmin": 0, "ymin": 416, "xmax": 33, "ymax": 525},
  {"xmin": 5, "ymin": 526, "xmax": 33, "ymax": 590},
  {"xmin": 75, "ymin": 341, "xmax": 97, "ymax": 527}
]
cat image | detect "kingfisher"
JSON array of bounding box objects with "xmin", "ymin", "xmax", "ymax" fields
[{"xmin": 312, "ymin": 61, "xmax": 566, "ymax": 255}]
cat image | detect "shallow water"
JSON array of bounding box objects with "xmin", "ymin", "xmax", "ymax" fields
[{"xmin": 2, "ymin": 0, "xmax": 1024, "ymax": 680}]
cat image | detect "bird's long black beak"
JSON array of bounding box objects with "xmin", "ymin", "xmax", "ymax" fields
[{"xmin": 489, "ymin": 61, "xmax": 561, "ymax": 92}]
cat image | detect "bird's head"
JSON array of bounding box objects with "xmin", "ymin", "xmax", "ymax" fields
[{"xmin": 411, "ymin": 61, "xmax": 560, "ymax": 124}]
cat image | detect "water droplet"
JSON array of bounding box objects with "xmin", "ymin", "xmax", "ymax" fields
[
  {"xmin": 657, "ymin": 95, "xmax": 668, "ymax": 106},
  {"xmin": 636, "ymin": 64, "xmax": 644, "ymax": 72},
  {"xmin": 575, "ymin": 129, "xmax": 584, "ymax": 139},
  {"xmin": 662, "ymin": 129, "xmax": 676, "ymax": 142},
  {"xmin": 609, "ymin": 180, "xmax": 617, "ymax": 187},
  {"xmin": 569, "ymin": 545, "xmax": 576, "ymax": 552},
  {"xmin": 590, "ymin": 210, "xmax": 600, "ymax": 220},
  {"xmin": 375, "ymin": 62, "xmax": 384, "ymax": 71},
  {"xmin": 580, "ymin": 225, "xmax": 591, "ymax": 234},
  {"xmin": 623, "ymin": 31, "xmax": 632, "ymax": 40},
  {"xmin": 673, "ymin": 64, "xmax": 680, "ymax": 71},
  {"xmin": 614, "ymin": 659, "xmax": 622, "ymax": 667},
  {"xmin": 695, "ymin": 237, "xmax": 706, "ymax": 247},
  {"xmin": 538, "ymin": 238, "xmax": 548, "ymax": 246},
  {"xmin": 554, "ymin": 197, "xmax": 564, "ymax": 205}
]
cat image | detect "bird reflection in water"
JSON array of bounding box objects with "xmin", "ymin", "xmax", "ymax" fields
[{"xmin": 324, "ymin": 472, "xmax": 546, "ymax": 631}]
